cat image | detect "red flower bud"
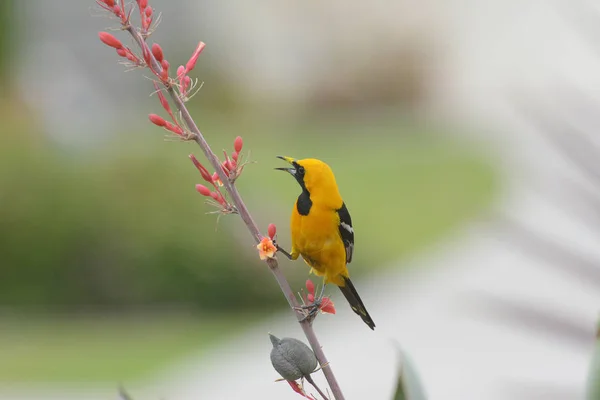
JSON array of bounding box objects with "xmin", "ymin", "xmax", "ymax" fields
[
  {"xmin": 102, "ymin": 0, "xmax": 115, "ymax": 7},
  {"xmin": 116, "ymin": 48, "xmax": 127, "ymax": 57},
  {"xmin": 306, "ymin": 279, "xmax": 315, "ymax": 296},
  {"xmin": 138, "ymin": 0, "xmax": 148, "ymax": 9},
  {"xmin": 221, "ymin": 160, "xmax": 230, "ymax": 172},
  {"xmin": 199, "ymin": 167, "xmax": 213, "ymax": 183},
  {"xmin": 231, "ymin": 151, "xmax": 239, "ymax": 162},
  {"xmin": 212, "ymin": 172, "xmax": 220, "ymax": 182},
  {"xmin": 234, "ymin": 136, "xmax": 243, "ymax": 152},
  {"xmin": 189, "ymin": 155, "xmax": 214, "ymax": 183},
  {"xmin": 287, "ymin": 380, "xmax": 310, "ymax": 397},
  {"xmin": 185, "ymin": 41, "xmax": 205, "ymax": 73},
  {"xmin": 210, "ymin": 192, "xmax": 226, "ymax": 206},
  {"xmin": 125, "ymin": 50, "xmax": 139, "ymax": 63},
  {"xmin": 307, "ymin": 293, "xmax": 315, "ymax": 303},
  {"xmin": 154, "ymin": 82, "xmax": 172, "ymax": 116},
  {"xmin": 98, "ymin": 32, "xmax": 123, "ymax": 49},
  {"xmin": 145, "ymin": 6, "xmax": 152, "ymax": 17},
  {"xmin": 195, "ymin": 184, "xmax": 211, "ymax": 197},
  {"xmin": 177, "ymin": 65, "xmax": 186, "ymax": 78},
  {"xmin": 267, "ymin": 223, "xmax": 277, "ymax": 239},
  {"xmin": 160, "ymin": 59, "xmax": 170, "ymax": 79},
  {"xmin": 142, "ymin": 44, "xmax": 152, "ymax": 66},
  {"xmin": 148, "ymin": 114, "xmax": 166, "ymax": 127},
  {"xmin": 164, "ymin": 121, "xmax": 183, "ymax": 135},
  {"xmin": 151, "ymin": 43, "xmax": 163, "ymax": 62}
]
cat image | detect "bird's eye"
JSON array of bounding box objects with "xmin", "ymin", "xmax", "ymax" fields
[{"xmin": 297, "ymin": 166, "xmax": 305, "ymax": 175}]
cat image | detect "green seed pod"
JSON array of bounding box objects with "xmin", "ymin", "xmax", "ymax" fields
[{"xmin": 269, "ymin": 334, "xmax": 318, "ymax": 381}]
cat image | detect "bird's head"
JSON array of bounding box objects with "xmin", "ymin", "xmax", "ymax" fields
[{"xmin": 276, "ymin": 156, "xmax": 341, "ymax": 203}]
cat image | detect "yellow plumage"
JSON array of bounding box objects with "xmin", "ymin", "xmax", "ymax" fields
[
  {"xmin": 277, "ymin": 156, "xmax": 375, "ymax": 330},
  {"xmin": 290, "ymin": 196, "xmax": 347, "ymax": 286}
]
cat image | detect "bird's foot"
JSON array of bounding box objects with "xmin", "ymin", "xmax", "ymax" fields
[
  {"xmin": 294, "ymin": 303, "xmax": 320, "ymax": 324},
  {"xmin": 274, "ymin": 241, "xmax": 293, "ymax": 260},
  {"xmin": 295, "ymin": 283, "xmax": 327, "ymax": 323}
]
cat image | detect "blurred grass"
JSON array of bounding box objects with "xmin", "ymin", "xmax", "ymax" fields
[
  {"xmin": 0, "ymin": 103, "xmax": 497, "ymax": 383},
  {"xmin": 0, "ymin": 312, "xmax": 255, "ymax": 383},
  {"xmin": 230, "ymin": 110, "xmax": 497, "ymax": 267}
]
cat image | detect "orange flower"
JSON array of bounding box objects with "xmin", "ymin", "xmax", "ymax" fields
[
  {"xmin": 319, "ymin": 297, "xmax": 336, "ymax": 314},
  {"xmin": 257, "ymin": 237, "xmax": 277, "ymax": 260}
]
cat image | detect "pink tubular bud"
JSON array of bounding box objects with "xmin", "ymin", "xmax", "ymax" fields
[
  {"xmin": 116, "ymin": 48, "xmax": 127, "ymax": 57},
  {"xmin": 139, "ymin": 0, "xmax": 148, "ymax": 9},
  {"xmin": 189, "ymin": 155, "xmax": 214, "ymax": 183},
  {"xmin": 307, "ymin": 293, "xmax": 315, "ymax": 303},
  {"xmin": 148, "ymin": 114, "xmax": 166, "ymax": 127},
  {"xmin": 126, "ymin": 51, "xmax": 138, "ymax": 63},
  {"xmin": 306, "ymin": 279, "xmax": 315, "ymax": 296},
  {"xmin": 164, "ymin": 121, "xmax": 183, "ymax": 135},
  {"xmin": 220, "ymin": 163, "xmax": 229, "ymax": 175},
  {"xmin": 142, "ymin": 45, "xmax": 152, "ymax": 66},
  {"xmin": 210, "ymin": 192, "xmax": 226, "ymax": 206},
  {"xmin": 195, "ymin": 184, "xmax": 211, "ymax": 197},
  {"xmin": 98, "ymin": 32, "xmax": 123, "ymax": 49},
  {"xmin": 160, "ymin": 60, "xmax": 170, "ymax": 80},
  {"xmin": 103, "ymin": 0, "xmax": 115, "ymax": 7},
  {"xmin": 185, "ymin": 41, "xmax": 206, "ymax": 73},
  {"xmin": 212, "ymin": 172, "xmax": 219, "ymax": 182},
  {"xmin": 199, "ymin": 165, "xmax": 213, "ymax": 183},
  {"xmin": 151, "ymin": 43, "xmax": 163, "ymax": 62},
  {"xmin": 113, "ymin": 5, "xmax": 121, "ymax": 15},
  {"xmin": 145, "ymin": 6, "xmax": 152, "ymax": 17},
  {"xmin": 234, "ymin": 136, "xmax": 243, "ymax": 152},
  {"xmin": 267, "ymin": 223, "xmax": 276, "ymax": 239},
  {"xmin": 177, "ymin": 65, "xmax": 186, "ymax": 78},
  {"xmin": 154, "ymin": 83, "xmax": 173, "ymax": 117},
  {"xmin": 231, "ymin": 151, "xmax": 239, "ymax": 162}
]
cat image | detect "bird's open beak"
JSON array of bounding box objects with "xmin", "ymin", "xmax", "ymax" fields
[{"xmin": 275, "ymin": 155, "xmax": 296, "ymax": 176}]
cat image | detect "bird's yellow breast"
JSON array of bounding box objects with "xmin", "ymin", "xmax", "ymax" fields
[{"xmin": 290, "ymin": 203, "xmax": 347, "ymax": 285}]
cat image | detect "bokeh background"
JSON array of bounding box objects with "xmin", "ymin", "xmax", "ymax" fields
[{"xmin": 0, "ymin": 1, "xmax": 599, "ymax": 399}]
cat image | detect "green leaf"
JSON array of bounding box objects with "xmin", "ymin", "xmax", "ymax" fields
[
  {"xmin": 586, "ymin": 319, "xmax": 600, "ymax": 400},
  {"xmin": 392, "ymin": 346, "xmax": 427, "ymax": 400}
]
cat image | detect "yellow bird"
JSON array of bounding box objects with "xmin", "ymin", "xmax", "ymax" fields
[{"xmin": 276, "ymin": 156, "xmax": 375, "ymax": 330}]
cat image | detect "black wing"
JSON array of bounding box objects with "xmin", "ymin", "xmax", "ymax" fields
[{"xmin": 337, "ymin": 202, "xmax": 354, "ymax": 264}]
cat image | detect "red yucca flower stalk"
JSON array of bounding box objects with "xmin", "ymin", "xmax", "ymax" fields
[{"xmin": 94, "ymin": 1, "xmax": 346, "ymax": 398}]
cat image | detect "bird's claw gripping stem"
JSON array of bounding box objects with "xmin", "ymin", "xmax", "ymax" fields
[
  {"xmin": 275, "ymin": 243, "xmax": 293, "ymax": 260},
  {"xmin": 294, "ymin": 284, "xmax": 327, "ymax": 323},
  {"xmin": 294, "ymin": 304, "xmax": 319, "ymax": 323}
]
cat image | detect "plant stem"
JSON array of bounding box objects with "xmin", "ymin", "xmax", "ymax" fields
[{"xmin": 124, "ymin": 24, "xmax": 345, "ymax": 400}]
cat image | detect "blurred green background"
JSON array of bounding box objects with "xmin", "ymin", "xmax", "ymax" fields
[{"xmin": 0, "ymin": 1, "xmax": 497, "ymax": 386}]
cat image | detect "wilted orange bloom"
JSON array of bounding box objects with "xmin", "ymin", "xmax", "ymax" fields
[
  {"xmin": 286, "ymin": 380, "xmax": 317, "ymax": 399},
  {"xmin": 319, "ymin": 297, "xmax": 336, "ymax": 314}
]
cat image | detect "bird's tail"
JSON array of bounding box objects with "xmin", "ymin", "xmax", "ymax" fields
[{"xmin": 338, "ymin": 277, "xmax": 375, "ymax": 330}]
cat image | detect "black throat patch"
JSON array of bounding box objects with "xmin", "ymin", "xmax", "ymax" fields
[{"xmin": 296, "ymin": 190, "xmax": 312, "ymax": 216}]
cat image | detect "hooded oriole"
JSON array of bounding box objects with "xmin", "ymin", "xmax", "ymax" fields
[{"xmin": 276, "ymin": 156, "xmax": 375, "ymax": 330}]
